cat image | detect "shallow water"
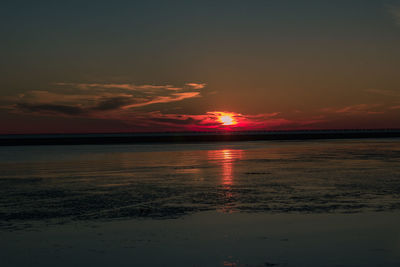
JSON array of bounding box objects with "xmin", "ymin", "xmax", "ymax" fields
[
  {"xmin": 1, "ymin": 139, "xmax": 400, "ymax": 266},
  {"xmin": 2, "ymin": 211, "xmax": 400, "ymax": 267},
  {"xmin": 1, "ymin": 139, "xmax": 400, "ymax": 227}
]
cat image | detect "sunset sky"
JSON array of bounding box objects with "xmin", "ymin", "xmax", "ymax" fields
[{"xmin": 1, "ymin": 0, "xmax": 400, "ymax": 133}]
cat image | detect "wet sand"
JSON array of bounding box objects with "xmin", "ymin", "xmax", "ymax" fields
[
  {"xmin": 1, "ymin": 139, "xmax": 400, "ymax": 266},
  {"xmin": 2, "ymin": 211, "xmax": 400, "ymax": 267}
]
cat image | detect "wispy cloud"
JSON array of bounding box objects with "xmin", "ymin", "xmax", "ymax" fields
[
  {"xmin": 7, "ymin": 82, "xmax": 205, "ymax": 117},
  {"xmin": 389, "ymin": 105, "xmax": 400, "ymax": 110},
  {"xmin": 91, "ymin": 97, "xmax": 137, "ymax": 111},
  {"xmin": 55, "ymin": 82, "xmax": 201, "ymax": 92},
  {"xmin": 185, "ymin": 83, "xmax": 207, "ymax": 89},
  {"xmin": 5, "ymin": 79, "xmax": 328, "ymax": 130},
  {"xmin": 15, "ymin": 103, "xmax": 86, "ymax": 116},
  {"xmin": 55, "ymin": 83, "xmax": 137, "ymax": 90},
  {"xmin": 366, "ymin": 89, "xmax": 400, "ymax": 98},
  {"xmin": 121, "ymin": 92, "xmax": 200, "ymax": 109},
  {"xmin": 131, "ymin": 111, "xmax": 324, "ymax": 131},
  {"xmin": 336, "ymin": 104, "xmax": 376, "ymax": 114},
  {"xmin": 322, "ymin": 104, "xmax": 384, "ymax": 114},
  {"xmin": 388, "ymin": 4, "xmax": 400, "ymax": 26}
]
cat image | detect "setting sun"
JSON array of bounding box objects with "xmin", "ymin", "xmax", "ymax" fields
[{"xmin": 218, "ymin": 113, "xmax": 237, "ymax": 126}]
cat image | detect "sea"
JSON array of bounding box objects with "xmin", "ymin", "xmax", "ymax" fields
[{"xmin": 1, "ymin": 138, "xmax": 400, "ymax": 266}]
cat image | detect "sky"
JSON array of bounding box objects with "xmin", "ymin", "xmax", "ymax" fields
[{"xmin": 1, "ymin": 0, "xmax": 400, "ymax": 134}]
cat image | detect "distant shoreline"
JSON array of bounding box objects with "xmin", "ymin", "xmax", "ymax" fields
[{"xmin": 1, "ymin": 129, "xmax": 400, "ymax": 146}]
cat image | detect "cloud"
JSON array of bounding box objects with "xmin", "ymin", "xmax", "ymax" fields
[
  {"xmin": 388, "ymin": 4, "xmax": 400, "ymax": 26},
  {"xmin": 121, "ymin": 92, "xmax": 200, "ymax": 109},
  {"xmin": 185, "ymin": 83, "xmax": 207, "ymax": 89},
  {"xmin": 366, "ymin": 89, "xmax": 400, "ymax": 98},
  {"xmin": 17, "ymin": 90, "xmax": 102, "ymax": 103},
  {"xmin": 55, "ymin": 82, "xmax": 202, "ymax": 92},
  {"xmin": 91, "ymin": 97, "xmax": 136, "ymax": 111},
  {"xmin": 9, "ymin": 82, "xmax": 205, "ymax": 117},
  {"xmin": 335, "ymin": 104, "xmax": 372, "ymax": 113},
  {"xmin": 55, "ymin": 83, "xmax": 137, "ymax": 90},
  {"xmin": 4, "ymin": 81, "xmax": 332, "ymax": 132},
  {"xmin": 150, "ymin": 117, "xmax": 200, "ymax": 126},
  {"xmin": 389, "ymin": 105, "xmax": 400, "ymax": 110},
  {"xmin": 322, "ymin": 104, "xmax": 383, "ymax": 114},
  {"xmin": 15, "ymin": 103, "xmax": 86, "ymax": 116},
  {"xmin": 133, "ymin": 111, "xmax": 323, "ymax": 131}
]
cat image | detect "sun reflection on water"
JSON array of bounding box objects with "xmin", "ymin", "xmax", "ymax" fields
[{"xmin": 208, "ymin": 149, "xmax": 243, "ymax": 213}]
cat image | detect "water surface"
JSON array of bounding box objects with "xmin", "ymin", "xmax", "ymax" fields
[
  {"xmin": 1, "ymin": 139, "xmax": 400, "ymax": 227},
  {"xmin": 2, "ymin": 139, "xmax": 400, "ymax": 266}
]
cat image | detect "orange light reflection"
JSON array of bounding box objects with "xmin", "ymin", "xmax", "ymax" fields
[{"xmin": 208, "ymin": 149, "xmax": 243, "ymax": 213}]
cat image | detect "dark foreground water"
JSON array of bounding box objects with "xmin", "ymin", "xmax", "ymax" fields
[{"xmin": 1, "ymin": 139, "xmax": 400, "ymax": 266}]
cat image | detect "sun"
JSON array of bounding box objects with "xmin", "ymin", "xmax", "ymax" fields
[{"xmin": 218, "ymin": 113, "xmax": 237, "ymax": 126}]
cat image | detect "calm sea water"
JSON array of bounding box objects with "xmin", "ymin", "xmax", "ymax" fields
[
  {"xmin": 1, "ymin": 139, "xmax": 400, "ymax": 266},
  {"xmin": 1, "ymin": 138, "xmax": 400, "ymax": 226}
]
